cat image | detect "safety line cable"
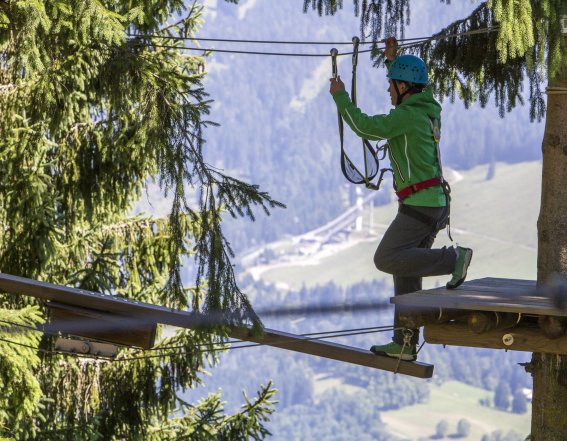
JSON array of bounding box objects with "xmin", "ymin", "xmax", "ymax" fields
[
  {"xmin": 138, "ymin": 324, "xmax": 397, "ymax": 354},
  {"xmin": 0, "ymin": 315, "xmax": 395, "ymax": 352},
  {"xmin": 128, "ymin": 26, "xmax": 499, "ymax": 46},
  {"xmin": 115, "ymin": 326, "xmax": 399, "ymax": 362},
  {"xmin": 127, "ymin": 26, "xmax": 499, "ymax": 57},
  {"xmin": 127, "ymin": 34, "xmax": 362, "ymax": 45},
  {"xmin": 0, "ymin": 319, "xmax": 398, "ymax": 363},
  {"xmin": 130, "ymin": 41, "xmax": 371, "ymax": 57}
]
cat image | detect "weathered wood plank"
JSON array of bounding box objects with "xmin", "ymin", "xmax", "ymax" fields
[
  {"xmin": 390, "ymin": 278, "xmax": 567, "ymax": 317},
  {"xmin": 424, "ymin": 322, "xmax": 567, "ymax": 355},
  {"xmin": 0, "ymin": 272, "xmax": 433, "ymax": 378},
  {"xmin": 231, "ymin": 328, "xmax": 434, "ymax": 378}
]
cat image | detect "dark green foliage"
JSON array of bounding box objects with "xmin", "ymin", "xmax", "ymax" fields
[
  {"xmin": 0, "ymin": 0, "xmax": 278, "ymax": 438},
  {"xmin": 0, "ymin": 307, "xmax": 43, "ymax": 438},
  {"xmin": 303, "ymin": 0, "xmax": 344, "ymax": 17},
  {"xmin": 305, "ymin": 0, "xmax": 567, "ymax": 122}
]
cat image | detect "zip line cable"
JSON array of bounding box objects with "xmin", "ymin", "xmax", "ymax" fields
[
  {"xmin": 130, "ymin": 42, "xmax": 372, "ymax": 57},
  {"xmin": 128, "ymin": 26, "xmax": 499, "ymax": 47},
  {"xmin": 127, "ymin": 34, "xmax": 366, "ymax": 45},
  {"xmin": 126, "ymin": 26, "xmax": 499, "ymax": 58}
]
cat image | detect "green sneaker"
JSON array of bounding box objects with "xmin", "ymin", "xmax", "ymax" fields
[
  {"xmin": 446, "ymin": 246, "xmax": 473, "ymax": 289},
  {"xmin": 370, "ymin": 342, "xmax": 417, "ymax": 361}
]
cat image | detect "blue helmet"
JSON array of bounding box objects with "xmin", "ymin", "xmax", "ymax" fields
[{"xmin": 387, "ymin": 55, "xmax": 428, "ymax": 85}]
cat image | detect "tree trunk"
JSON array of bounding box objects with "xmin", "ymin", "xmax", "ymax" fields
[{"xmin": 530, "ymin": 34, "xmax": 567, "ymax": 440}]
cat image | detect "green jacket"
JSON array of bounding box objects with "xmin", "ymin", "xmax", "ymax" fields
[{"xmin": 332, "ymin": 87, "xmax": 446, "ymax": 207}]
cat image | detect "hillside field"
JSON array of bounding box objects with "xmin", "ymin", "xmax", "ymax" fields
[{"xmin": 242, "ymin": 161, "xmax": 541, "ymax": 290}]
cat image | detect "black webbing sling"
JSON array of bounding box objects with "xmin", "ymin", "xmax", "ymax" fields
[{"xmin": 330, "ymin": 38, "xmax": 392, "ymax": 191}]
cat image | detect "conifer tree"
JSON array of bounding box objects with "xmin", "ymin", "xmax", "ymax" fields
[
  {"xmin": 0, "ymin": 0, "xmax": 279, "ymax": 439},
  {"xmin": 306, "ymin": 0, "xmax": 567, "ymax": 439}
]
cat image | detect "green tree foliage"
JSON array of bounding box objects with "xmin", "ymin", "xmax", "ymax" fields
[
  {"xmin": 0, "ymin": 307, "xmax": 43, "ymax": 436},
  {"xmin": 305, "ymin": 0, "xmax": 567, "ymax": 121},
  {"xmin": 0, "ymin": 0, "xmax": 279, "ymax": 439}
]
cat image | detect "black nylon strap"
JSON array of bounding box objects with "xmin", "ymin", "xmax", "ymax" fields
[
  {"xmin": 398, "ymin": 204, "xmax": 440, "ymax": 229},
  {"xmin": 331, "ymin": 41, "xmax": 381, "ymax": 188}
]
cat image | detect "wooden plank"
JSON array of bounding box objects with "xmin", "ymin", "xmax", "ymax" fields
[
  {"xmin": 424, "ymin": 322, "xmax": 567, "ymax": 355},
  {"xmin": 0, "ymin": 272, "xmax": 433, "ymax": 378},
  {"xmin": 390, "ymin": 278, "xmax": 567, "ymax": 317},
  {"xmin": 231, "ymin": 327, "xmax": 434, "ymax": 378},
  {"xmin": 48, "ymin": 302, "xmax": 157, "ymax": 349}
]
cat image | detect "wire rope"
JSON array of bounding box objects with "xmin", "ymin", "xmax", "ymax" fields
[
  {"xmin": 126, "ymin": 26, "xmax": 499, "ymax": 58},
  {"xmin": 0, "ymin": 315, "xmax": 398, "ymax": 363},
  {"xmin": 114, "ymin": 326, "xmax": 399, "ymax": 362},
  {"xmin": 128, "ymin": 26, "xmax": 499, "ymax": 46}
]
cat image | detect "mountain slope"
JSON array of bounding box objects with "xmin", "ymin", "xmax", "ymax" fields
[{"xmin": 242, "ymin": 161, "xmax": 541, "ymax": 289}]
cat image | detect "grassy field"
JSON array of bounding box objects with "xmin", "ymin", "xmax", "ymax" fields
[
  {"xmin": 244, "ymin": 161, "xmax": 541, "ymax": 290},
  {"xmin": 381, "ymin": 381, "xmax": 531, "ymax": 441}
]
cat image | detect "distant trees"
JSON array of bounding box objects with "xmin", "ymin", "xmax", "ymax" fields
[
  {"xmin": 494, "ymin": 381, "xmax": 512, "ymax": 411},
  {"xmin": 511, "ymin": 390, "xmax": 529, "ymax": 414},
  {"xmin": 481, "ymin": 430, "xmax": 526, "ymax": 441},
  {"xmin": 457, "ymin": 418, "xmax": 472, "ymax": 437},
  {"xmin": 435, "ymin": 419, "xmax": 450, "ymax": 438}
]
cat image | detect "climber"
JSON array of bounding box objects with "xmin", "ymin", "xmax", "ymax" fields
[{"xmin": 328, "ymin": 37, "xmax": 473, "ymax": 361}]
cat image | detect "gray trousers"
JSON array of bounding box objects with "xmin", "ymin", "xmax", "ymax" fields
[{"xmin": 374, "ymin": 205, "xmax": 456, "ymax": 346}]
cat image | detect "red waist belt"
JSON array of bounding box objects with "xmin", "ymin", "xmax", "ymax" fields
[{"xmin": 396, "ymin": 177, "xmax": 444, "ymax": 200}]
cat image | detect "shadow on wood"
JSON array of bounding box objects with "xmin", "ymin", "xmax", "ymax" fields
[{"xmin": 47, "ymin": 302, "xmax": 157, "ymax": 350}]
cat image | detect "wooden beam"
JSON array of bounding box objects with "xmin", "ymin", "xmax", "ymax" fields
[
  {"xmin": 231, "ymin": 327, "xmax": 434, "ymax": 378},
  {"xmin": 424, "ymin": 322, "xmax": 567, "ymax": 355},
  {"xmin": 398, "ymin": 307, "xmax": 468, "ymax": 329},
  {"xmin": 467, "ymin": 311, "xmax": 521, "ymax": 334},
  {"xmin": 0, "ymin": 272, "xmax": 433, "ymax": 378}
]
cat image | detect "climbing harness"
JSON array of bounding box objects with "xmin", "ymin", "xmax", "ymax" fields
[
  {"xmin": 331, "ymin": 39, "xmax": 452, "ymax": 238},
  {"xmin": 397, "ymin": 117, "xmax": 453, "ymax": 239},
  {"xmin": 330, "ymin": 38, "xmax": 393, "ymax": 191}
]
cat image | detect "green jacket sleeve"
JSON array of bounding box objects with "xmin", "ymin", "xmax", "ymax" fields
[{"xmin": 332, "ymin": 91, "xmax": 406, "ymax": 141}]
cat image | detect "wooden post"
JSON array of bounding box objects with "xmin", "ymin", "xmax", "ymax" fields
[
  {"xmin": 537, "ymin": 315, "xmax": 567, "ymax": 339},
  {"xmin": 531, "ymin": 26, "xmax": 567, "ymax": 441}
]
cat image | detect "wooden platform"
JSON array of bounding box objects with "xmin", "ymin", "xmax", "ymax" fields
[
  {"xmin": 0, "ymin": 272, "xmax": 433, "ymax": 378},
  {"xmin": 390, "ymin": 277, "xmax": 559, "ymax": 316},
  {"xmin": 391, "ymin": 277, "xmax": 567, "ymax": 356}
]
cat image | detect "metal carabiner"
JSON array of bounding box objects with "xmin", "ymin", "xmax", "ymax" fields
[
  {"xmin": 330, "ymin": 48, "xmax": 339, "ymax": 80},
  {"xmin": 351, "ymin": 36, "xmax": 360, "ymax": 68}
]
